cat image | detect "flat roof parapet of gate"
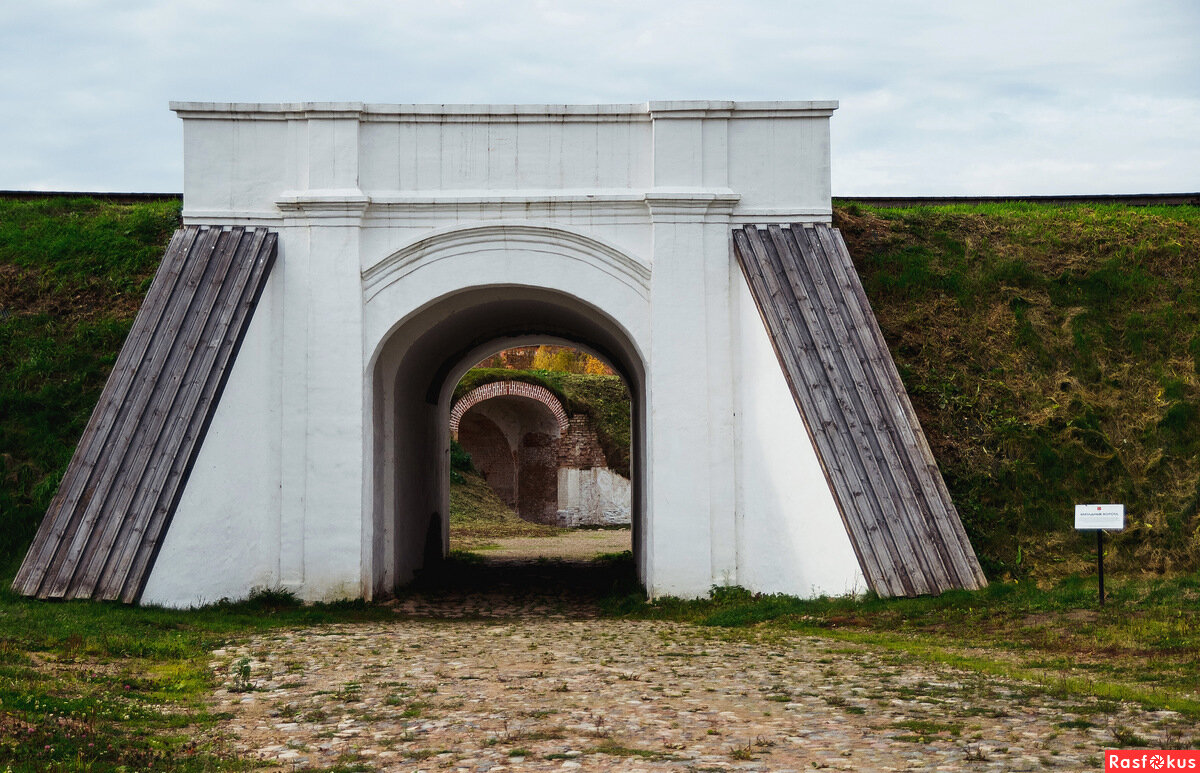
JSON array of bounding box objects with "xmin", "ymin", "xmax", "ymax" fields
[
  {"xmin": 171, "ymin": 100, "xmax": 840, "ymax": 227},
  {"xmin": 450, "ymin": 381, "xmax": 570, "ymax": 439}
]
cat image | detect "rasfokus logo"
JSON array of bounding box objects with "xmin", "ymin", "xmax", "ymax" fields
[{"xmin": 1107, "ymin": 750, "xmax": 1200, "ymax": 770}]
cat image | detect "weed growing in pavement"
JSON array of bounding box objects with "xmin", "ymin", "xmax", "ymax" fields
[{"xmin": 229, "ymin": 657, "xmax": 253, "ymax": 692}]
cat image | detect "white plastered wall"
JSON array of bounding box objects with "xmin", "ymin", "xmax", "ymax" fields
[
  {"xmin": 732, "ymin": 275, "xmax": 867, "ymax": 597},
  {"xmin": 557, "ymin": 468, "xmax": 632, "ymax": 527},
  {"xmin": 140, "ymin": 274, "xmax": 283, "ymax": 606},
  {"xmin": 143, "ymin": 100, "xmax": 863, "ymax": 606}
]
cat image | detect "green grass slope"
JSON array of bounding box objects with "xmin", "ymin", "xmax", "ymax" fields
[
  {"xmin": 3, "ymin": 195, "xmax": 1199, "ymax": 583},
  {"xmin": 0, "ymin": 197, "xmax": 180, "ymax": 573},
  {"xmin": 449, "ymin": 470, "xmax": 561, "ymax": 548},
  {"xmin": 838, "ymin": 201, "xmax": 1200, "ymax": 578}
]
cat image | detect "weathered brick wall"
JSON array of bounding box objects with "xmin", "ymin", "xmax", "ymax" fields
[
  {"xmin": 557, "ymin": 415, "xmax": 608, "ymax": 469},
  {"xmin": 517, "ymin": 431, "xmax": 560, "ymax": 524},
  {"xmin": 474, "ymin": 346, "xmax": 538, "ymax": 370}
]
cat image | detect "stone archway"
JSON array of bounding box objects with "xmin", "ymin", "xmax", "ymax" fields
[
  {"xmin": 24, "ymin": 100, "xmax": 985, "ymax": 609},
  {"xmin": 137, "ymin": 100, "xmax": 876, "ymax": 607},
  {"xmin": 365, "ymin": 246, "xmax": 651, "ymax": 596}
]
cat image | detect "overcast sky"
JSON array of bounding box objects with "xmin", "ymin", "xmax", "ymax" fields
[{"xmin": 1, "ymin": 0, "xmax": 1196, "ymax": 195}]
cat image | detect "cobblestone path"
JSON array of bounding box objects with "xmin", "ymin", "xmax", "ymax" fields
[{"xmin": 208, "ymin": 595, "xmax": 1189, "ymax": 771}]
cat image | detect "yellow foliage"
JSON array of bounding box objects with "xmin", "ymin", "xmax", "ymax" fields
[
  {"xmin": 531, "ymin": 345, "xmax": 569, "ymax": 371},
  {"xmin": 529, "ymin": 345, "xmax": 613, "ymax": 374},
  {"xmin": 583, "ymin": 354, "xmax": 611, "ymax": 375}
]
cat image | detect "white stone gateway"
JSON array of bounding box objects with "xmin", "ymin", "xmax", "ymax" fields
[{"xmin": 17, "ymin": 101, "xmax": 986, "ymax": 607}]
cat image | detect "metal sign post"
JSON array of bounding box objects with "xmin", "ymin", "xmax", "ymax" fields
[{"xmin": 1075, "ymin": 504, "xmax": 1125, "ymax": 607}]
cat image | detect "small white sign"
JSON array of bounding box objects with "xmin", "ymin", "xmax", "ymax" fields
[{"xmin": 1075, "ymin": 504, "xmax": 1125, "ymax": 530}]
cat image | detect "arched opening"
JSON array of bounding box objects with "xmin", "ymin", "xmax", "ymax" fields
[
  {"xmin": 448, "ymin": 347, "xmax": 633, "ymax": 566},
  {"xmin": 457, "ymin": 411, "xmax": 521, "ymax": 511},
  {"xmin": 368, "ymin": 285, "xmax": 646, "ymax": 598},
  {"xmin": 450, "ymin": 380, "xmax": 573, "ymax": 525}
]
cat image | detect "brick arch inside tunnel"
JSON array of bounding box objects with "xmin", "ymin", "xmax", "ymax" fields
[
  {"xmin": 460, "ymin": 402, "xmax": 562, "ymax": 525},
  {"xmin": 457, "ymin": 411, "xmax": 519, "ymax": 509},
  {"xmin": 450, "ymin": 381, "xmax": 569, "ymax": 439},
  {"xmin": 451, "ymin": 382, "xmax": 573, "ymax": 525}
]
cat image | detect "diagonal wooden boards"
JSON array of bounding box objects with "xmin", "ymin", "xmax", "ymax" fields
[
  {"xmin": 13, "ymin": 226, "xmax": 277, "ymax": 602},
  {"xmin": 733, "ymin": 224, "xmax": 986, "ymax": 597}
]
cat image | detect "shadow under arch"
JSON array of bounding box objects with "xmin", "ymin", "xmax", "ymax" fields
[{"xmin": 368, "ymin": 284, "xmax": 646, "ymax": 599}]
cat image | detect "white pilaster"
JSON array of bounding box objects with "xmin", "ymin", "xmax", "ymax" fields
[
  {"xmin": 644, "ymin": 190, "xmax": 739, "ymax": 596},
  {"xmin": 276, "ymin": 192, "xmax": 370, "ymax": 600}
]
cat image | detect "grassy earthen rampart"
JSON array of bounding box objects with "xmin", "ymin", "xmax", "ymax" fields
[
  {"xmin": 837, "ymin": 201, "xmax": 1200, "ymax": 577},
  {"xmin": 3, "ymin": 196, "xmax": 1198, "ymax": 579}
]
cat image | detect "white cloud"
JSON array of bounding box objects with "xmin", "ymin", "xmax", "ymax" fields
[{"xmin": 0, "ymin": 0, "xmax": 1196, "ymax": 193}]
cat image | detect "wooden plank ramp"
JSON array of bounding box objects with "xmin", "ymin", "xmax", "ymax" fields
[
  {"xmin": 12, "ymin": 225, "xmax": 277, "ymax": 602},
  {"xmin": 732, "ymin": 224, "xmax": 986, "ymax": 597}
]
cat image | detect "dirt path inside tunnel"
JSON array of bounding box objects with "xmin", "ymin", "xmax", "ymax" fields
[
  {"xmin": 202, "ymin": 554, "xmax": 1181, "ymax": 772},
  {"xmin": 457, "ymin": 529, "xmax": 632, "ymax": 562}
]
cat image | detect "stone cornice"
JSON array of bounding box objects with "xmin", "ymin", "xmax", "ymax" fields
[
  {"xmin": 367, "ymin": 189, "xmax": 647, "ymax": 207},
  {"xmin": 276, "ymin": 190, "xmax": 370, "ymax": 223},
  {"xmin": 645, "ymin": 190, "xmax": 741, "ymax": 223},
  {"xmin": 647, "ymin": 100, "xmax": 838, "ymax": 119},
  {"xmin": 193, "ymin": 188, "xmax": 834, "ymax": 225},
  {"xmin": 171, "ymin": 100, "xmax": 838, "ymax": 123},
  {"xmin": 277, "ymin": 188, "xmax": 745, "ymax": 219}
]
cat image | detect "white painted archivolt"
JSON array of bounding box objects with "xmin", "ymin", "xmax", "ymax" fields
[{"xmin": 362, "ymin": 222, "xmax": 651, "ymax": 303}]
